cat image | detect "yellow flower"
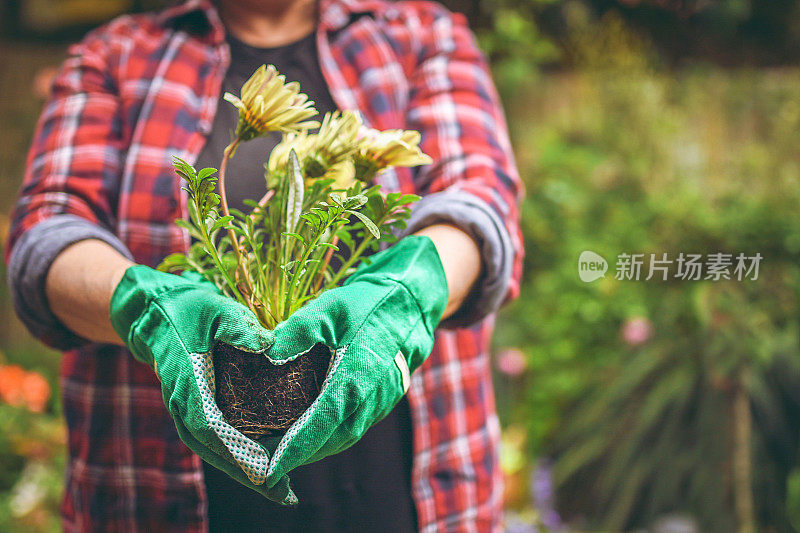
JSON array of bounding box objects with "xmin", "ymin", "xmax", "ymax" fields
[
  {"xmin": 266, "ymin": 111, "xmax": 363, "ymax": 189},
  {"xmin": 315, "ymin": 110, "xmax": 362, "ymax": 161},
  {"xmin": 223, "ymin": 64, "xmax": 319, "ymax": 141},
  {"xmin": 354, "ymin": 127, "xmax": 432, "ymax": 180},
  {"xmin": 308, "ymin": 111, "xmax": 361, "ymax": 188},
  {"xmin": 325, "ymin": 160, "xmax": 357, "ymax": 189}
]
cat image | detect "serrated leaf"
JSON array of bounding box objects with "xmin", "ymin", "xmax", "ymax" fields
[
  {"xmin": 345, "ymin": 194, "xmax": 368, "ymax": 210},
  {"xmin": 329, "ymin": 193, "xmax": 344, "ymax": 206},
  {"xmin": 197, "ymin": 167, "xmax": 218, "ymax": 180},
  {"xmin": 210, "ymin": 215, "xmax": 234, "ymax": 234},
  {"xmin": 397, "ymin": 193, "xmax": 420, "ymax": 205}
]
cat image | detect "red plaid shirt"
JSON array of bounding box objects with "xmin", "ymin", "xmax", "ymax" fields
[{"xmin": 8, "ymin": 0, "xmax": 522, "ymax": 530}]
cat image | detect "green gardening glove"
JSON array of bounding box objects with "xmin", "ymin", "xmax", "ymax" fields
[
  {"xmin": 263, "ymin": 235, "xmax": 448, "ymax": 487},
  {"xmin": 109, "ymin": 266, "xmax": 296, "ymax": 504}
]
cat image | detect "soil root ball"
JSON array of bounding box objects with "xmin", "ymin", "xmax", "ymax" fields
[{"xmin": 213, "ymin": 342, "xmax": 332, "ymax": 439}]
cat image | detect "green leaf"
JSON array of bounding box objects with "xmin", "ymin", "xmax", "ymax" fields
[
  {"xmin": 197, "ymin": 167, "xmax": 218, "ymax": 181},
  {"xmin": 300, "ymin": 211, "xmax": 322, "ymax": 230},
  {"xmin": 336, "ymin": 228, "xmax": 355, "ymax": 249},
  {"xmin": 286, "ymin": 149, "xmax": 304, "ymax": 233},
  {"xmin": 281, "ymin": 232, "xmax": 306, "ymax": 245},
  {"xmin": 172, "ymin": 157, "xmax": 196, "ymax": 182},
  {"xmin": 157, "ymin": 253, "xmax": 190, "ymax": 272},
  {"xmin": 397, "ymin": 193, "xmax": 420, "ymax": 206},
  {"xmin": 229, "ymin": 208, "xmax": 247, "ymax": 220},
  {"xmin": 280, "ymin": 260, "xmax": 298, "ymax": 273},
  {"xmin": 174, "ymin": 218, "xmax": 203, "ymax": 240},
  {"xmin": 346, "ymin": 209, "xmax": 381, "ymax": 239},
  {"xmin": 210, "ymin": 215, "xmax": 234, "ymax": 234},
  {"xmin": 221, "ymin": 253, "xmax": 239, "ymax": 275},
  {"xmin": 345, "ymin": 194, "xmax": 368, "ymax": 210},
  {"xmin": 329, "ymin": 193, "xmax": 344, "ymax": 206}
]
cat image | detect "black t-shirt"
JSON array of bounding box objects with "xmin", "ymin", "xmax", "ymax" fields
[
  {"xmin": 195, "ymin": 31, "xmax": 337, "ymax": 214},
  {"xmin": 195, "ymin": 32, "xmax": 417, "ymax": 532}
]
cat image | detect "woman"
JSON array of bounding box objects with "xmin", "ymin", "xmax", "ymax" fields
[{"xmin": 7, "ymin": 0, "xmax": 522, "ymax": 530}]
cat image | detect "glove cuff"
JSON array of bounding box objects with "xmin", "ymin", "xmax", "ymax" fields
[
  {"xmin": 345, "ymin": 235, "xmax": 448, "ymax": 334},
  {"xmin": 109, "ymin": 265, "xmax": 172, "ymax": 365}
]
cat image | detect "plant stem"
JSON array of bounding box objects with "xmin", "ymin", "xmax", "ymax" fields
[
  {"xmin": 313, "ymin": 234, "xmax": 339, "ymax": 292},
  {"xmin": 283, "ymin": 229, "xmax": 326, "ymax": 317},
  {"xmin": 296, "ymin": 229, "xmax": 340, "ymax": 306},
  {"xmin": 193, "ymin": 204, "xmax": 244, "ymax": 303},
  {"xmin": 219, "ymin": 138, "xmax": 255, "ymax": 307},
  {"xmin": 326, "ymin": 234, "xmax": 374, "ymax": 288},
  {"xmin": 249, "ymin": 189, "xmax": 274, "ymax": 223}
]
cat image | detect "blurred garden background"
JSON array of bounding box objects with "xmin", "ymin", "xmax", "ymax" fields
[{"xmin": 2, "ymin": 0, "xmax": 800, "ymax": 531}]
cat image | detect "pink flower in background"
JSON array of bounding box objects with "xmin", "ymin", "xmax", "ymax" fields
[
  {"xmin": 496, "ymin": 348, "xmax": 528, "ymax": 377},
  {"xmin": 622, "ymin": 316, "xmax": 653, "ymax": 346}
]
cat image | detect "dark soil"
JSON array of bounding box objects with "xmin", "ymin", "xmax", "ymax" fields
[{"xmin": 213, "ymin": 343, "xmax": 332, "ymax": 440}]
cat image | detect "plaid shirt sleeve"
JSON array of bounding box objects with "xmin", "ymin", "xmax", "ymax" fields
[
  {"xmin": 402, "ymin": 3, "xmax": 524, "ymax": 324},
  {"xmin": 6, "ymin": 26, "xmax": 131, "ymax": 349}
]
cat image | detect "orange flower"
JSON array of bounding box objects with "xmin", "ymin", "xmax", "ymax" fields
[
  {"xmin": 22, "ymin": 372, "xmax": 51, "ymax": 413},
  {"xmin": 0, "ymin": 364, "xmax": 28, "ymax": 406},
  {"xmin": 0, "ymin": 365, "xmax": 51, "ymax": 413}
]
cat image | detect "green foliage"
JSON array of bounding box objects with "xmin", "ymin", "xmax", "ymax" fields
[
  {"xmin": 475, "ymin": 0, "xmax": 561, "ymax": 92},
  {"xmin": 494, "ymin": 64, "xmax": 800, "ymax": 530},
  {"xmin": 0, "ymin": 404, "xmax": 64, "ymax": 533},
  {"xmin": 159, "ymin": 154, "xmax": 418, "ymax": 329},
  {"xmin": 7, "ymin": 11, "xmax": 800, "ymax": 531}
]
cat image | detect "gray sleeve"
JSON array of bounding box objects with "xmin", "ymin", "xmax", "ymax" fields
[
  {"xmin": 399, "ymin": 190, "xmax": 514, "ymax": 328},
  {"xmin": 7, "ymin": 214, "xmax": 133, "ymax": 350}
]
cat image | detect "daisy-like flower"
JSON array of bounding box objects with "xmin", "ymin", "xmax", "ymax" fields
[
  {"xmin": 305, "ymin": 111, "xmax": 361, "ymax": 187},
  {"xmin": 267, "ymin": 111, "xmax": 363, "ymax": 189},
  {"xmin": 223, "ymin": 64, "xmax": 319, "ymax": 142},
  {"xmin": 314, "ymin": 111, "xmax": 362, "ymax": 162},
  {"xmin": 354, "ymin": 127, "xmax": 433, "ymax": 181}
]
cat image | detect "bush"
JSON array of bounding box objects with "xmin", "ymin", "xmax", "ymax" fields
[{"xmin": 494, "ymin": 60, "xmax": 800, "ymax": 530}]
